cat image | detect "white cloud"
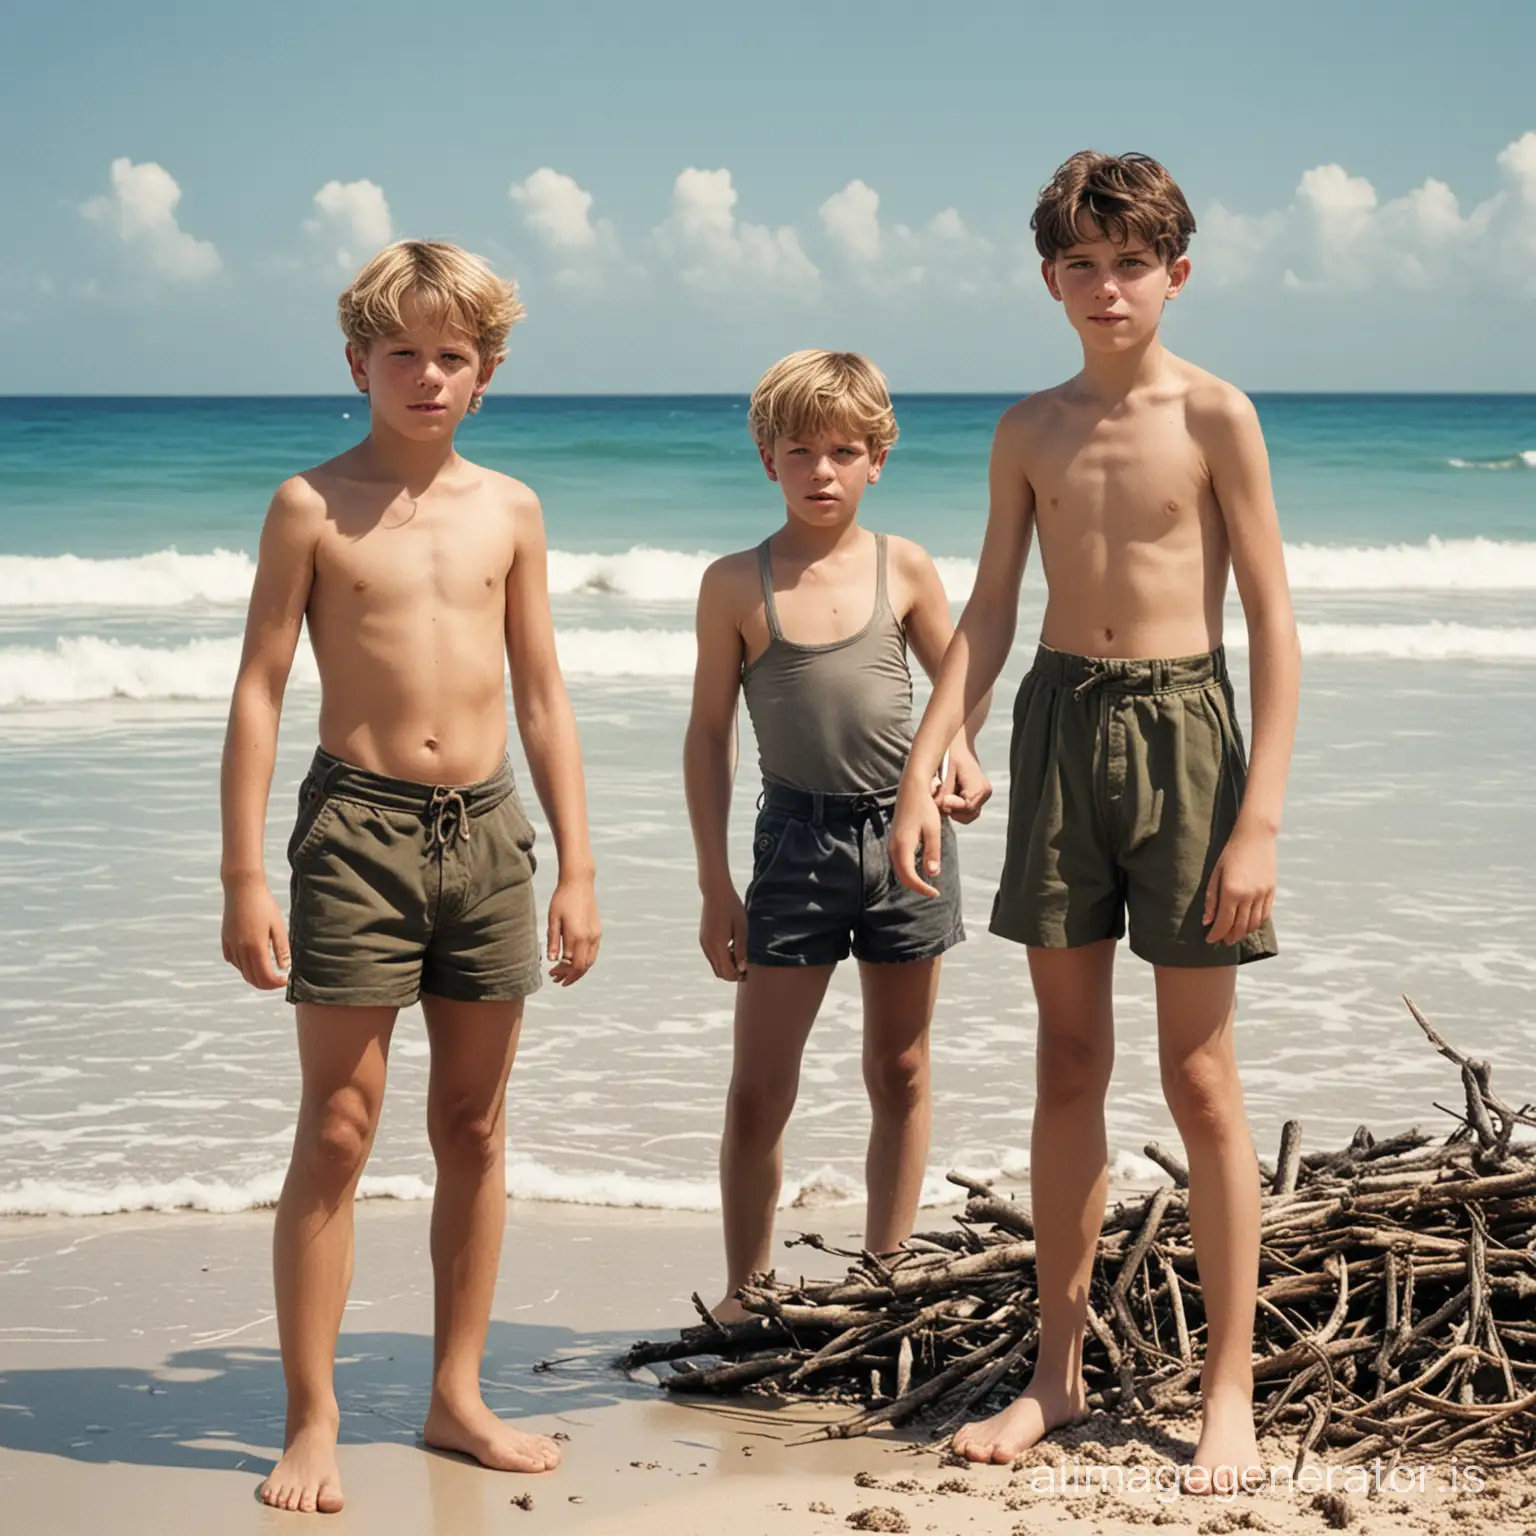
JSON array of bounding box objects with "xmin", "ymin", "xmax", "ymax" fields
[
  {"xmin": 509, "ymin": 167, "xmax": 632, "ymax": 291},
  {"xmin": 818, "ymin": 179, "xmax": 995, "ymax": 294},
  {"xmin": 511, "ymin": 168, "xmax": 599, "ymax": 251},
  {"xmin": 1197, "ymin": 131, "xmax": 1536, "ymax": 294},
  {"xmin": 305, "ymin": 179, "xmax": 392, "ymax": 272},
  {"xmin": 820, "ymin": 179, "xmax": 882, "ymax": 263},
  {"xmin": 80, "ymin": 158, "xmax": 220, "ymax": 281},
  {"xmin": 654, "ymin": 168, "xmax": 818, "ymax": 294}
]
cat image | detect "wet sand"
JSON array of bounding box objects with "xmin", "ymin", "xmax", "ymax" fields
[{"xmin": 2, "ymin": 1195, "xmax": 1532, "ymax": 1534}]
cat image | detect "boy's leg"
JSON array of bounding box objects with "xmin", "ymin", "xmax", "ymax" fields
[
  {"xmin": 418, "ymin": 993, "xmax": 561, "ymax": 1474},
  {"xmin": 954, "ymin": 941, "xmax": 1116, "ymax": 1463},
  {"xmin": 858, "ymin": 957, "xmax": 939, "ymax": 1255},
  {"xmin": 1154, "ymin": 965, "xmax": 1262, "ymax": 1493},
  {"xmin": 263, "ymin": 1003, "xmax": 397, "ymax": 1514},
  {"xmin": 716, "ymin": 963, "xmax": 835, "ymax": 1320}
]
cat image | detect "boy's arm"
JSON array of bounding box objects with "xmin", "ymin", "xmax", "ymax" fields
[
  {"xmin": 682, "ymin": 560, "xmax": 748, "ymax": 981},
  {"xmin": 219, "ymin": 478, "xmax": 319, "ymax": 989},
  {"xmin": 891, "ymin": 404, "xmax": 1037, "ymax": 895},
  {"xmin": 505, "ymin": 490, "xmax": 601, "ymax": 986},
  {"xmin": 894, "ymin": 538, "xmax": 993, "ymax": 824},
  {"xmin": 1202, "ymin": 386, "xmax": 1301, "ymax": 947}
]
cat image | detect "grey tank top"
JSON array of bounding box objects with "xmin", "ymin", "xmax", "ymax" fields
[{"xmin": 741, "ymin": 532, "xmax": 914, "ymax": 794}]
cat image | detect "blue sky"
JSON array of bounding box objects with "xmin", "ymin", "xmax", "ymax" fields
[{"xmin": 3, "ymin": 0, "xmax": 1533, "ymax": 393}]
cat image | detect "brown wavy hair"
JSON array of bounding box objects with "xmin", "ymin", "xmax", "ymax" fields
[{"xmin": 1032, "ymin": 152, "xmax": 1196, "ymax": 266}]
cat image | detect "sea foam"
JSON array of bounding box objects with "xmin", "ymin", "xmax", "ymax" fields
[
  {"xmin": 5, "ymin": 538, "xmax": 1536, "ymax": 611},
  {"xmin": 1447, "ymin": 449, "xmax": 1536, "ymax": 470},
  {"xmin": 3, "ymin": 618, "xmax": 1535, "ymax": 706}
]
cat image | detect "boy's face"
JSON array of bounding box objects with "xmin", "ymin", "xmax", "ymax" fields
[
  {"xmin": 346, "ymin": 295, "xmax": 497, "ymax": 438},
  {"xmin": 760, "ymin": 427, "xmax": 886, "ymax": 528},
  {"xmin": 1042, "ymin": 223, "xmax": 1190, "ymax": 353}
]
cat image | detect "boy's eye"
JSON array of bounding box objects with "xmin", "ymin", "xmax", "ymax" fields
[{"xmin": 443, "ymin": 353, "xmax": 465, "ymax": 362}]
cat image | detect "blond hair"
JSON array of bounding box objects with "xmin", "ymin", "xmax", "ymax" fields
[
  {"xmin": 1032, "ymin": 152, "xmax": 1196, "ymax": 266},
  {"xmin": 337, "ymin": 240, "xmax": 525, "ymax": 413},
  {"xmin": 747, "ymin": 350, "xmax": 899, "ymax": 456}
]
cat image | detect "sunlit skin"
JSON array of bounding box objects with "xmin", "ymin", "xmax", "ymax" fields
[
  {"xmin": 888, "ymin": 222, "xmax": 1300, "ymax": 1495},
  {"xmin": 684, "ymin": 425, "xmax": 992, "ymax": 1324},
  {"xmin": 221, "ymin": 298, "xmax": 598, "ymax": 1513}
]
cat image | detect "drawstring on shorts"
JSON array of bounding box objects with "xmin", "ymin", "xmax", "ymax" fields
[{"xmin": 428, "ymin": 785, "xmax": 472, "ymax": 848}]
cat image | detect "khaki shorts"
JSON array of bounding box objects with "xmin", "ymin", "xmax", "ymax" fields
[
  {"xmin": 989, "ymin": 645, "xmax": 1278, "ymax": 968},
  {"xmin": 286, "ymin": 748, "xmax": 542, "ymax": 1007}
]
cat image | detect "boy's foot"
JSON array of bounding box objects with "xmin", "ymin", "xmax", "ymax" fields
[
  {"xmin": 424, "ymin": 1394, "xmax": 563, "ymax": 1473},
  {"xmin": 260, "ymin": 1419, "xmax": 344, "ymax": 1514},
  {"xmin": 709, "ymin": 1296, "xmax": 751, "ymax": 1326},
  {"xmin": 1184, "ymin": 1391, "xmax": 1264, "ymax": 1496},
  {"xmin": 951, "ymin": 1377, "xmax": 1088, "ymax": 1464}
]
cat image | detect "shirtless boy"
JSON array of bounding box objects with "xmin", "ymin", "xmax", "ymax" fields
[
  {"xmin": 891, "ymin": 154, "xmax": 1300, "ymax": 1493},
  {"xmin": 220, "ymin": 240, "xmax": 600, "ymax": 1514},
  {"xmin": 685, "ymin": 350, "xmax": 990, "ymax": 1322}
]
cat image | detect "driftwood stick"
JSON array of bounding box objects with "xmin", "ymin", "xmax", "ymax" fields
[
  {"xmin": 1273, "ymin": 1120, "xmax": 1303, "ymax": 1196},
  {"xmin": 1143, "ymin": 1142, "xmax": 1189, "ymax": 1188},
  {"xmin": 1161, "ymin": 1251, "xmax": 1192, "ymax": 1363}
]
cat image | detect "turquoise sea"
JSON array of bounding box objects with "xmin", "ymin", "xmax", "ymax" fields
[{"xmin": 1, "ymin": 394, "xmax": 1533, "ymax": 1216}]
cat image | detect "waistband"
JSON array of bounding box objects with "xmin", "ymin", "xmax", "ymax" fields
[
  {"xmin": 1030, "ymin": 643, "xmax": 1229, "ymax": 698},
  {"xmin": 304, "ymin": 748, "xmax": 514, "ymax": 848},
  {"xmin": 759, "ymin": 779, "xmax": 899, "ymax": 825}
]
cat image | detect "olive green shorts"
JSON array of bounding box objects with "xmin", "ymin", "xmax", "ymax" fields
[
  {"xmin": 989, "ymin": 644, "xmax": 1278, "ymax": 968},
  {"xmin": 286, "ymin": 748, "xmax": 542, "ymax": 1008}
]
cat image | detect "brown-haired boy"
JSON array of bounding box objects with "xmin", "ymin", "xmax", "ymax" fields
[
  {"xmin": 892, "ymin": 153, "xmax": 1300, "ymax": 1493},
  {"xmin": 685, "ymin": 350, "xmax": 991, "ymax": 1321},
  {"xmin": 220, "ymin": 239, "xmax": 600, "ymax": 1513}
]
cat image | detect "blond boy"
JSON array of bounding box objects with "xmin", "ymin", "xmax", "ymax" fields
[
  {"xmin": 220, "ymin": 240, "xmax": 600, "ymax": 1513},
  {"xmin": 892, "ymin": 155, "xmax": 1300, "ymax": 1493},
  {"xmin": 684, "ymin": 351, "xmax": 990, "ymax": 1319}
]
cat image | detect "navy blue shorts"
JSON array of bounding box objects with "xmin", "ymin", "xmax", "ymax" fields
[{"xmin": 744, "ymin": 782, "xmax": 965, "ymax": 967}]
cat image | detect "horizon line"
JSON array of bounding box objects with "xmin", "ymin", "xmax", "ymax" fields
[{"xmin": 4, "ymin": 390, "xmax": 1536, "ymax": 402}]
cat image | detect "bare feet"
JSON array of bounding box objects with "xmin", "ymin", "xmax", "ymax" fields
[
  {"xmin": 423, "ymin": 1393, "xmax": 563, "ymax": 1473},
  {"xmin": 951, "ymin": 1375, "xmax": 1088, "ymax": 1464},
  {"xmin": 260, "ymin": 1417, "xmax": 344, "ymax": 1514},
  {"xmin": 1185, "ymin": 1388, "xmax": 1264, "ymax": 1496},
  {"xmin": 710, "ymin": 1295, "xmax": 751, "ymax": 1326}
]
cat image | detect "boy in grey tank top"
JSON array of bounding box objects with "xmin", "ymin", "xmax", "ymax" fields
[{"xmin": 684, "ymin": 350, "xmax": 992, "ymax": 1322}]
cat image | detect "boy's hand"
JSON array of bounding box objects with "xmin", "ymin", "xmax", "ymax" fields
[
  {"xmin": 1204, "ymin": 824, "xmax": 1277, "ymax": 946},
  {"xmin": 547, "ymin": 875, "xmax": 601, "ymax": 986},
  {"xmin": 891, "ymin": 776, "xmax": 943, "ymax": 899},
  {"xmin": 221, "ymin": 877, "xmax": 290, "ymax": 990},
  {"xmin": 936, "ymin": 747, "xmax": 992, "ymax": 825},
  {"xmin": 699, "ymin": 884, "xmax": 749, "ymax": 981}
]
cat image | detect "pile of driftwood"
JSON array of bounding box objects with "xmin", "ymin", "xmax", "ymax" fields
[{"xmin": 619, "ymin": 1000, "xmax": 1536, "ymax": 1466}]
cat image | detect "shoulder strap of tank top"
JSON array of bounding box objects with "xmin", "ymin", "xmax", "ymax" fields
[
  {"xmin": 756, "ymin": 538, "xmax": 784, "ymax": 643},
  {"xmin": 874, "ymin": 531, "xmax": 893, "ymax": 621}
]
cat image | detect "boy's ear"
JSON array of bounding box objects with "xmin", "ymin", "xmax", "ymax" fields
[
  {"xmin": 1166, "ymin": 255, "xmax": 1192, "ymax": 301},
  {"xmin": 469, "ymin": 356, "xmax": 501, "ymax": 414},
  {"xmin": 1040, "ymin": 258, "xmax": 1064, "ymax": 303},
  {"xmin": 867, "ymin": 447, "xmax": 888, "ymax": 483},
  {"xmin": 757, "ymin": 442, "xmax": 779, "ymax": 482},
  {"xmin": 345, "ymin": 342, "xmax": 369, "ymax": 394}
]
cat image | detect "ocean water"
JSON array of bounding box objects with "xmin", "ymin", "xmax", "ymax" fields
[{"xmin": 0, "ymin": 394, "xmax": 1533, "ymax": 1219}]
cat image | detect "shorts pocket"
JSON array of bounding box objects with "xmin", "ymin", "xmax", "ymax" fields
[
  {"xmin": 744, "ymin": 812, "xmax": 795, "ymax": 905},
  {"xmin": 287, "ymin": 778, "xmax": 340, "ymax": 866},
  {"xmin": 500, "ymin": 793, "xmax": 538, "ymax": 877}
]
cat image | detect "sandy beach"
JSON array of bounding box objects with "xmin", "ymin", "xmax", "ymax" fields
[{"xmin": 3, "ymin": 1189, "xmax": 1533, "ymax": 1535}]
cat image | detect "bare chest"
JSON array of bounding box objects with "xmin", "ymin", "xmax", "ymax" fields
[
  {"xmin": 1033, "ymin": 416, "xmax": 1214, "ymax": 546},
  {"xmin": 312, "ymin": 514, "xmax": 513, "ymax": 618}
]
